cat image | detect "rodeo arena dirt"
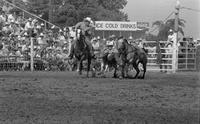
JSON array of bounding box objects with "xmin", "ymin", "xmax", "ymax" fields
[{"xmin": 0, "ymin": 1, "xmax": 200, "ymax": 124}]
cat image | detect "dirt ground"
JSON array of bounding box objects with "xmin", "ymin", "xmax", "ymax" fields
[{"xmin": 0, "ymin": 71, "xmax": 199, "ymax": 124}]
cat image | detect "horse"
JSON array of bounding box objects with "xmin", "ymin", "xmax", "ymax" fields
[
  {"xmin": 118, "ymin": 39, "xmax": 148, "ymax": 79},
  {"xmin": 72, "ymin": 29, "xmax": 94, "ymax": 77}
]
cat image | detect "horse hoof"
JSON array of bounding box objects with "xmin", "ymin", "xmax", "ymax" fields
[
  {"xmin": 140, "ymin": 77, "xmax": 145, "ymax": 79},
  {"xmin": 137, "ymin": 76, "xmax": 144, "ymax": 79},
  {"xmin": 92, "ymin": 74, "xmax": 95, "ymax": 77},
  {"xmin": 119, "ymin": 76, "xmax": 123, "ymax": 79},
  {"xmin": 112, "ymin": 75, "xmax": 118, "ymax": 78},
  {"xmin": 101, "ymin": 75, "xmax": 106, "ymax": 78},
  {"xmin": 97, "ymin": 72, "xmax": 102, "ymax": 75}
]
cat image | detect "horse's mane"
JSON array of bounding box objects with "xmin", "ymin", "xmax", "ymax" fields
[
  {"xmin": 123, "ymin": 39, "xmax": 136, "ymax": 51},
  {"xmin": 123, "ymin": 39, "xmax": 129, "ymax": 45},
  {"xmin": 122, "ymin": 38, "xmax": 148, "ymax": 54},
  {"xmin": 74, "ymin": 29, "xmax": 89, "ymax": 54}
]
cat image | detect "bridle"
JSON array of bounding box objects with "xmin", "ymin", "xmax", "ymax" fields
[{"xmin": 118, "ymin": 40, "xmax": 138, "ymax": 56}]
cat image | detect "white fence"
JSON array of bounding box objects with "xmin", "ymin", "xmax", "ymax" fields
[
  {"xmin": 143, "ymin": 41, "xmax": 174, "ymax": 72},
  {"xmin": 143, "ymin": 41, "xmax": 197, "ymax": 72},
  {"xmin": 178, "ymin": 41, "xmax": 196, "ymax": 71}
]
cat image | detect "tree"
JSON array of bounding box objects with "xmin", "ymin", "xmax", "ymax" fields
[
  {"xmin": 25, "ymin": 0, "xmax": 128, "ymax": 27},
  {"xmin": 97, "ymin": 0, "xmax": 127, "ymax": 11},
  {"xmin": 151, "ymin": 18, "xmax": 186, "ymax": 41}
]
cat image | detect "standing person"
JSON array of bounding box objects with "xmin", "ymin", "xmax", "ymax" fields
[
  {"xmin": 167, "ymin": 29, "xmax": 176, "ymax": 43},
  {"xmin": 138, "ymin": 38, "xmax": 144, "ymax": 48},
  {"xmin": 128, "ymin": 36, "xmax": 133, "ymax": 44},
  {"xmin": 156, "ymin": 41, "xmax": 163, "ymax": 71},
  {"xmin": 104, "ymin": 35, "xmax": 115, "ymax": 54},
  {"xmin": 57, "ymin": 30, "xmax": 66, "ymax": 46},
  {"xmin": 68, "ymin": 17, "xmax": 95, "ymax": 59},
  {"xmin": 165, "ymin": 41, "xmax": 173, "ymax": 74},
  {"xmin": 0, "ymin": 11, "xmax": 7, "ymax": 24},
  {"xmin": 67, "ymin": 26, "xmax": 75, "ymax": 56},
  {"xmin": 92, "ymin": 37, "xmax": 100, "ymax": 51},
  {"xmin": 24, "ymin": 18, "xmax": 33, "ymax": 36}
]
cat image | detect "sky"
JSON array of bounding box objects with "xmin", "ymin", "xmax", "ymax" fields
[{"xmin": 123, "ymin": 0, "xmax": 200, "ymax": 39}]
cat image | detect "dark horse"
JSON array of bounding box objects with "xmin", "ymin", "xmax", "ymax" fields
[
  {"xmin": 72, "ymin": 29, "xmax": 94, "ymax": 77},
  {"xmin": 118, "ymin": 39, "xmax": 148, "ymax": 79}
]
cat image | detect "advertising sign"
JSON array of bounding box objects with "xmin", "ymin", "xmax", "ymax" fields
[{"xmin": 95, "ymin": 21, "xmax": 149, "ymax": 31}]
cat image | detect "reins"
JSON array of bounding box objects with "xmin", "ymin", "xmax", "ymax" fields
[{"xmin": 120, "ymin": 42, "xmax": 137, "ymax": 56}]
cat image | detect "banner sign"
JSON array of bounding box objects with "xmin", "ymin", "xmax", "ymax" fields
[
  {"xmin": 95, "ymin": 21, "xmax": 149, "ymax": 31},
  {"xmin": 137, "ymin": 22, "xmax": 150, "ymax": 29}
]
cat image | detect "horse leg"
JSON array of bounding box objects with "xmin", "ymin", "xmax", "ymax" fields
[
  {"xmin": 124, "ymin": 64, "xmax": 130, "ymax": 78},
  {"xmin": 87, "ymin": 59, "xmax": 91, "ymax": 78},
  {"xmin": 78, "ymin": 61, "xmax": 83, "ymax": 75},
  {"xmin": 104, "ymin": 64, "xmax": 109, "ymax": 72},
  {"xmin": 119, "ymin": 64, "xmax": 125, "ymax": 79},
  {"xmin": 132, "ymin": 62, "xmax": 140, "ymax": 79},
  {"xmin": 141, "ymin": 62, "xmax": 147, "ymax": 79},
  {"xmin": 113, "ymin": 64, "xmax": 118, "ymax": 78},
  {"xmin": 100, "ymin": 62, "xmax": 104, "ymax": 72}
]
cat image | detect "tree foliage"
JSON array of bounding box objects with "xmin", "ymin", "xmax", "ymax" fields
[
  {"xmin": 151, "ymin": 18, "xmax": 185, "ymax": 41},
  {"xmin": 25, "ymin": 0, "xmax": 128, "ymax": 27}
]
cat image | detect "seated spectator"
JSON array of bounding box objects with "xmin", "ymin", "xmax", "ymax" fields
[
  {"xmin": 0, "ymin": 43, "xmax": 4, "ymax": 56},
  {"xmin": 57, "ymin": 30, "xmax": 66, "ymax": 46},
  {"xmin": 37, "ymin": 33, "xmax": 46, "ymax": 45},
  {"xmin": 2, "ymin": 22, "xmax": 12, "ymax": 35},
  {"xmin": 138, "ymin": 39, "xmax": 144, "ymax": 48},
  {"xmin": 128, "ymin": 36, "xmax": 133, "ymax": 44},
  {"xmin": 0, "ymin": 11, "xmax": 7, "ymax": 24},
  {"xmin": 7, "ymin": 12, "xmax": 15, "ymax": 23}
]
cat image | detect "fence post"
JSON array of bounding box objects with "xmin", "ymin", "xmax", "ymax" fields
[
  {"xmin": 30, "ymin": 37, "xmax": 34, "ymax": 71},
  {"xmin": 68, "ymin": 38, "xmax": 71, "ymax": 56},
  {"xmin": 186, "ymin": 41, "xmax": 188, "ymax": 70},
  {"xmin": 45, "ymin": 22, "xmax": 47, "ymax": 30},
  {"xmin": 172, "ymin": 33, "xmax": 178, "ymax": 73}
]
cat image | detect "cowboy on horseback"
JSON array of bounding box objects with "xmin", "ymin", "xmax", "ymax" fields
[{"xmin": 68, "ymin": 17, "xmax": 95, "ymax": 59}]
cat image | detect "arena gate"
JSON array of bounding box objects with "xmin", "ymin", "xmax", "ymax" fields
[{"xmin": 143, "ymin": 41, "xmax": 197, "ymax": 72}]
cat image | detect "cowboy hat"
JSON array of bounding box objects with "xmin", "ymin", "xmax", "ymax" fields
[
  {"xmin": 28, "ymin": 18, "xmax": 32, "ymax": 21},
  {"xmin": 59, "ymin": 29, "xmax": 63, "ymax": 32},
  {"xmin": 109, "ymin": 35, "xmax": 116, "ymax": 39},
  {"xmin": 51, "ymin": 25, "xmax": 55, "ymax": 29},
  {"xmin": 93, "ymin": 37, "xmax": 97, "ymax": 41},
  {"xmin": 169, "ymin": 29, "xmax": 173, "ymax": 32},
  {"xmin": 24, "ymin": 32, "xmax": 28, "ymax": 36},
  {"xmin": 128, "ymin": 36, "xmax": 133, "ymax": 40},
  {"xmin": 40, "ymin": 33, "xmax": 44, "ymax": 37},
  {"xmin": 84, "ymin": 17, "xmax": 91, "ymax": 22}
]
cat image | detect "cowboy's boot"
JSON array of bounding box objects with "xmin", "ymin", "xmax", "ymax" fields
[
  {"xmin": 88, "ymin": 43, "xmax": 96, "ymax": 59},
  {"xmin": 90, "ymin": 49, "xmax": 96, "ymax": 59}
]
